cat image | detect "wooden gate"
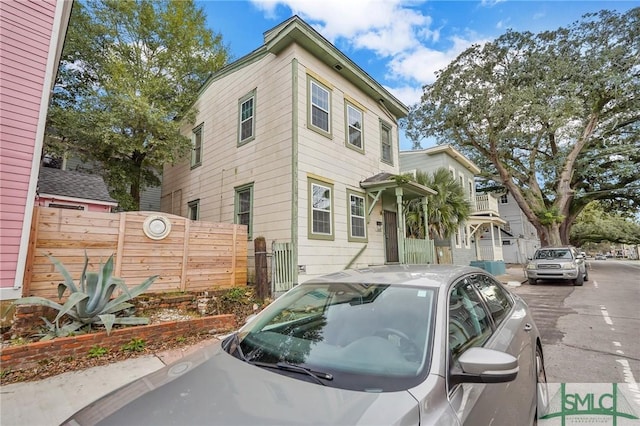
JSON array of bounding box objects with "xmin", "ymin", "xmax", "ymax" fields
[{"xmin": 272, "ymin": 241, "xmax": 295, "ymax": 293}]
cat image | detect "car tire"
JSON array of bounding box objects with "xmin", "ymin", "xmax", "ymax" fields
[
  {"xmin": 573, "ymin": 274, "xmax": 584, "ymax": 286},
  {"xmin": 584, "ymin": 270, "xmax": 589, "ymax": 282},
  {"xmin": 534, "ymin": 344, "xmax": 548, "ymax": 425},
  {"xmin": 528, "ymin": 278, "xmax": 537, "ymax": 286}
]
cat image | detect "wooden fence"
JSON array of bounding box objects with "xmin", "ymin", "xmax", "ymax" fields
[{"xmin": 23, "ymin": 207, "xmax": 247, "ymax": 299}]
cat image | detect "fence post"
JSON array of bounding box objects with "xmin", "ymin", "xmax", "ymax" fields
[{"xmin": 254, "ymin": 237, "xmax": 269, "ymax": 300}]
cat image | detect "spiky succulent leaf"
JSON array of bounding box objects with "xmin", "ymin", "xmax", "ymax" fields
[
  {"xmin": 85, "ymin": 282, "xmax": 118, "ymax": 317},
  {"xmin": 13, "ymin": 297, "xmax": 64, "ymax": 311},
  {"xmin": 103, "ymin": 275, "xmax": 158, "ymax": 312},
  {"xmin": 112, "ymin": 317, "xmax": 150, "ymax": 325},
  {"xmin": 102, "ymin": 301, "xmax": 134, "ymax": 314},
  {"xmin": 84, "ymin": 272, "xmax": 101, "ymax": 313},
  {"xmin": 46, "ymin": 254, "xmax": 79, "ymax": 294},
  {"xmin": 98, "ymin": 314, "xmax": 116, "ymax": 335},
  {"xmin": 79, "ymin": 251, "xmax": 89, "ymax": 293},
  {"xmin": 54, "ymin": 292, "xmax": 90, "ymax": 323},
  {"xmin": 57, "ymin": 283, "xmax": 67, "ymax": 300}
]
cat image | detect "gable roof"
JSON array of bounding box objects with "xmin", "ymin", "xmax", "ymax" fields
[
  {"xmin": 37, "ymin": 167, "xmax": 118, "ymax": 205},
  {"xmin": 400, "ymin": 144, "xmax": 481, "ymax": 174},
  {"xmin": 198, "ymin": 15, "xmax": 408, "ymax": 118}
]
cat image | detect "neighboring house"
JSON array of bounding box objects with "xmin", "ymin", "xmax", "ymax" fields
[
  {"xmin": 0, "ymin": 0, "xmax": 73, "ymax": 300},
  {"xmin": 161, "ymin": 16, "xmax": 436, "ymax": 291},
  {"xmin": 493, "ymin": 192, "xmax": 540, "ymax": 264},
  {"xmin": 36, "ymin": 166, "xmax": 118, "ymax": 212},
  {"xmin": 399, "ymin": 145, "xmax": 506, "ymax": 273}
]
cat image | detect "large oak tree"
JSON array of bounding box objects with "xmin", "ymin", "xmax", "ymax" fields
[
  {"xmin": 405, "ymin": 9, "xmax": 640, "ymax": 246},
  {"xmin": 46, "ymin": 0, "xmax": 229, "ymax": 210}
]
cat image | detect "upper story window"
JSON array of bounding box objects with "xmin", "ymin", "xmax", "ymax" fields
[
  {"xmin": 500, "ymin": 194, "xmax": 508, "ymax": 204},
  {"xmin": 191, "ymin": 123, "xmax": 203, "ymax": 168},
  {"xmin": 238, "ymin": 89, "xmax": 256, "ymax": 145},
  {"xmin": 347, "ymin": 190, "xmax": 367, "ymax": 242},
  {"xmin": 308, "ymin": 177, "xmax": 334, "ymax": 240},
  {"xmin": 345, "ymin": 102, "xmax": 364, "ymax": 152},
  {"xmin": 380, "ymin": 120, "xmax": 393, "ymax": 165},
  {"xmin": 235, "ymin": 183, "xmax": 253, "ymax": 239},
  {"xmin": 308, "ymin": 77, "xmax": 331, "ymax": 137},
  {"xmin": 468, "ymin": 180, "xmax": 474, "ymax": 200},
  {"xmin": 188, "ymin": 199, "xmax": 200, "ymax": 220}
]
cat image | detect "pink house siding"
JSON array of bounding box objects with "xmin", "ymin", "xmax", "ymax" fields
[{"xmin": 0, "ymin": 0, "xmax": 72, "ymax": 299}]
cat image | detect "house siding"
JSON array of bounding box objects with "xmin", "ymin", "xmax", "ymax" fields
[
  {"xmin": 497, "ymin": 193, "xmax": 540, "ymax": 263},
  {"xmin": 0, "ymin": 0, "xmax": 71, "ymax": 299},
  {"xmin": 294, "ymin": 47, "xmax": 398, "ymax": 279}
]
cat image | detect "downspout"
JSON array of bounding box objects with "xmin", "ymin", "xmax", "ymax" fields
[{"xmin": 291, "ymin": 59, "xmax": 299, "ymax": 285}]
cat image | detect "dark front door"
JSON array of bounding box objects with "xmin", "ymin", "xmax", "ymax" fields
[{"xmin": 384, "ymin": 210, "xmax": 399, "ymax": 263}]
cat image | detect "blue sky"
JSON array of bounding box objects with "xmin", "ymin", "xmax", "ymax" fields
[{"xmin": 197, "ymin": 0, "xmax": 638, "ymax": 150}]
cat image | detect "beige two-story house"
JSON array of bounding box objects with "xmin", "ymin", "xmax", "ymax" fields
[{"xmin": 160, "ymin": 16, "xmax": 435, "ymax": 292}]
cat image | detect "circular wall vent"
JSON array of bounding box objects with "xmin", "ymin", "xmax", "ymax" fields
[{"xmin": 143, "ymin": 215, "xmax": 172, "ymax": 240}]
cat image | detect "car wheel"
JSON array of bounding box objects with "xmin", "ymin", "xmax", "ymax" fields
[
  {"xmin": 534, "ymin": 344, "xmax": 548, "ymax": 425},
  {"xmin": 573, "ymin": 274, "xmax": 584, "ymax": 286},
  {"xmin": 528, "ymin": 278, "xmax": 537, "ymax": 285}
]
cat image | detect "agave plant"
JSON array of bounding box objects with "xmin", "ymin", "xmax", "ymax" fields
[{"xmin": 14, "ymin": 253, "xmax": 158, "ymax": 340}]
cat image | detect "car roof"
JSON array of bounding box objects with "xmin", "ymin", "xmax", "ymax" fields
[{"xmin": 303, "ymin": 264, "xmax": 486, "ymax": 289}]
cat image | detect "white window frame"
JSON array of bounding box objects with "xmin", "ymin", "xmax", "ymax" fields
[
  {"xmin": 238, "ymin": 89, "xmax": 256, "ymax": 145},
  {"xmin": 308, "ymin": 78, "xmax": 331, "ymax": 136},
  {"xmin": 380, "ymin": 120, "xmax": 393, "ymax": 165},
  {"xmin": 347, "ymin": 190, "xmax": 367, "ymax": 242},
  {"xmin": 345, "ymin": 102, "xmax": 364, "ymax": 152},
  {"xmin": 308, "ymin": 178, "xmax": 334, "ymax": 240},
  {"xmin": 191, "ymin": 123, "xmax": 203, "ymax": 168}
]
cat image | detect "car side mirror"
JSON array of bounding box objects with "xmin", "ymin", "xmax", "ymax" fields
[{"xmin": 449, "ymin": 347, "xmax": 518, "ymax": 387}]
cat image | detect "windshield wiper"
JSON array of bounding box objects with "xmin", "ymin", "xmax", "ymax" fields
[{"xmin": 250, "ymin": 361, "xmax": 333, "ymax": 385}]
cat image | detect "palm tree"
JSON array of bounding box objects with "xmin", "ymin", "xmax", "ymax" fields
[{"xmin": 405, "ymin": 168, "xmax": 472, "ymax": 240}]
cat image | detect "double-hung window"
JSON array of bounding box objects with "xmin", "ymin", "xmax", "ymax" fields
[
  {"xmin": 308, "ymin": 77, "xmax": 331, "ymax": 136},
  {"xmin": 380, "ymin": 120, "xmax": 393, "ymax": 164},
  {"xmin": 191, "ymin": 123, "xmax": 203, "ymax": 168},
  {"xmin": 345, "ymin": 101, "xmax": 364, "ymax": 151},
  {"xmin": 188, "ymin": 199, "xmax": 200, "ymax": 220},
  {"xmin": 235, "ymin": 183, "xmax": 253, "ymax": 239},
  {"xmin": 347, "ymin": 190, "xmax": 367, "ymax": 242},
  {"xmin": 308, "ymin": 177, "xmax": 333, "ymax": 240},
  {"xmin": 238, "ymin": 89, "xmax": 256, "ymax": 145}
]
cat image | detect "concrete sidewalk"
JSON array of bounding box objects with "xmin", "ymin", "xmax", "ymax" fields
[
  {"xmin": 0, "ymin": 265, "xmax": 527, "ymax": 426},
  {"xmin": 0, "ymin": 338, "xmax": 219, "ymax": 426}
]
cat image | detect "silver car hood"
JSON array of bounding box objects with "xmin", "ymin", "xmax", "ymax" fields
[{"xmin": 64, "ymin": 341, "xmax": 420, "ymax": 426}]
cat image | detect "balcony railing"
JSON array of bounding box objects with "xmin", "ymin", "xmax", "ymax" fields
[
  {"xmin": 403, "ymin": 237, "xmax": 435, "ymax": 264},
  {"xmin": 472, "ymin": 194, "xmax": 500, "ymax": 215}
]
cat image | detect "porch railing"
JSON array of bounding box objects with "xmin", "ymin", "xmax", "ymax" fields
[
  {"xmin": 478, "ymin": 245, "xmax": 504, "ymax": 261},
  {"xmin": 473, "ymin": 194, "xmax": 500, "ymax": 215},
  {"xmin": 403, "ymin": 238, "xmax": 435, "ymax": 264}
]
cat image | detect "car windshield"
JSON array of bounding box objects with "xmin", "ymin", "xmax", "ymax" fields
[
  {"xmin": 226, "ymin": 282, "xmax": 436, "ymax": 392},
  {"xmin": 534, "ymin": 249, "xmax": 572, "ymax": 260}
]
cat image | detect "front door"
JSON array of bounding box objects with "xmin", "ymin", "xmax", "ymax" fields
[{"xmin": 384, "ymin": 210, "xmax": 399, "ymax": 263}]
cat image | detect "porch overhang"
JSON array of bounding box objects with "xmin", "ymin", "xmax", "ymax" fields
[
  {"xmin": 468, "ymin": 215, "xmax": 507, "ymax": 235},
  {"xmin": 360, "ymin": 172, "xmax": 436, "ymax": 216}
]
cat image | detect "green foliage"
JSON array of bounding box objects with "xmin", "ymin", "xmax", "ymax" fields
[
  {"xmin": 13, "ymin": 253, "xmax": 158, "ymax": 340},
  {"xmin": 122, "ymin": 338, "xmax": 146, "ymax": 352},
  {"xmin": 46, "ymin": 0, "xmax": 230, "ymax": 210},
  {"xmin": 404, "ymin": 9, "xmax": 640, "ymax": 244},
  {"xmin": 570, "ymin": 202, "xmax": 640, "ymax": 246},
  {"xmin": 536, "ymin": 207, "xmax": 565, "ymax": 226},
  {"xmin": 405, "ymin": 168, "xmax": 472, "ymax": 240},
  {"xmin": 87, "ymin": 345, "xmax": 109, "ymax": 358},
  {"xmin": 222, "ymin": 287, "xmax": 247, "ymax": 303}
]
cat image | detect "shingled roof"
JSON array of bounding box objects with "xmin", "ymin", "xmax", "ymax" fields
[{"xmin": 37, "ymin": 167, "xmax": 117, "ymax": 204}]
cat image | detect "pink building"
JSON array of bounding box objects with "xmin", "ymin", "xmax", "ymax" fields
[{"xmin": 0, "ymin": 0, "xmax": 73, "ymax": 300}]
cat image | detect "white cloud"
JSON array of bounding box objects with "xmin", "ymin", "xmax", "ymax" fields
[{"xmin": 384, "ymin": 84, "xmax": 424, "ymax": 107}]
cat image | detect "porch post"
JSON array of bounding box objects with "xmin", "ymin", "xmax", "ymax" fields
[
  {"xmin": 422, "ymin": 196, "xmax": 429, "ymax": 239},
  {"xmin": 395, "ymin": 187, "xmax": 405, "ymax": 263},
  {"xmin": 489, "ymin": 222, "xmax": 496, "ymax": 260}
]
